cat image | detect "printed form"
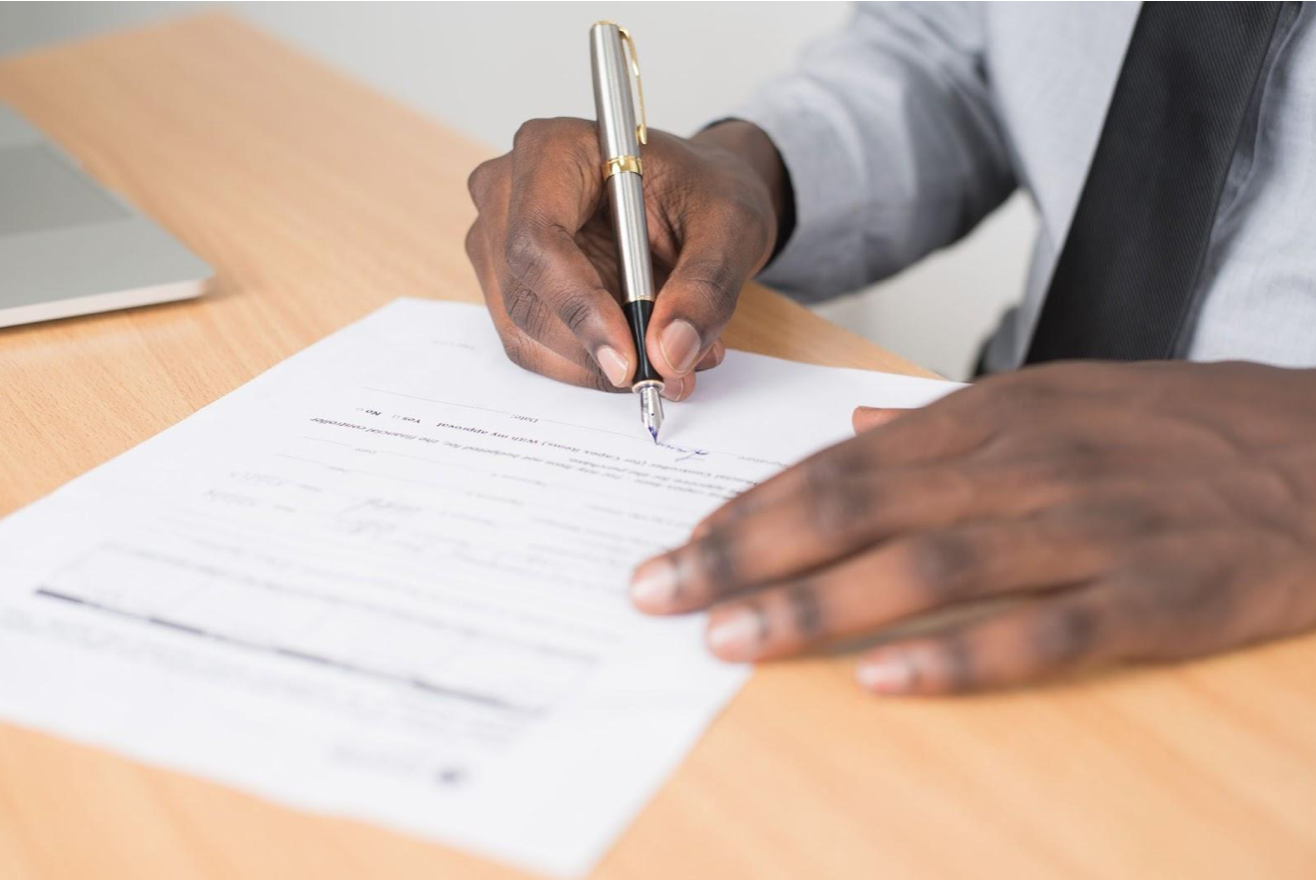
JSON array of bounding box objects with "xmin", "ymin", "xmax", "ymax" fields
[{"xmin": 0, "ymin": 300, "xmax": 958, "ymax": 877}]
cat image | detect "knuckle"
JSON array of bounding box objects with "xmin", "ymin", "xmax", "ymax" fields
[
  {"xmin": 1051, "ymin": 451, "xmax": 1103, "ymax": 488},
  {"xmin": 1151, "ymin": 570, "xmax": 1233, "ymax": 625},
  {"xmin": 1014, "ymin": 447, "xmax": 1107, "ymax": 502},
  {"xmin": 514, "ymin": 117, "xmax": 591, "ymax": 151},
  {"xmin": 675, "ymin": 279, "xmax": 726, "ymax": 320},
  {"xmin": 564, "ymin": 120, "xmax": 601, "ymax": 159},
  {"xmin": 784, "ymin": 580, "xmax": 825, "ymax": 641},
  {"xmin": 466, "ymin": 158, "xmax": 502, "ymax": 202},
  {"xmin": 674, "ymin": 258, "xmax": 738, "ymax": 308},
  {"xmin": 713, "ymin": 198, "xmax": 773, "ymax": 255},
  {"xmin": 980, "ymin": 374, "xmax": 1055, "ymax": 416},
  {"xmin": 691, "ymin": 528, "xmax": 742, "ymax": 597},
  {"xmin": 503, "ymin": 226, "xmax": 546, "ymax": 284},
  {"xmin": 1054, "ymin": 493, "xmax": 1165, "ymax": 538},
  {"xmin": 1044, "ymin": 438, "xmax": 1106, "ymax": 483},
  {"xmin": 1118, "ymin": 569, "xmax": 1235, "ymax": 660},
  {"xmin": 906, "ymin": 531, "xmax": 980, "ymax": 601},
  {"xmin": 464, "ymin": 223, "xmax": 483, "ymax": 262},
  {"xmin": 802, "ymin": 449, "xmax": 848, "ymax": 496},
  {"xmin": 1032, "ymin": 601, "xmax": 1100, "ymax": 666},
  {"xmin": 705, "ymin": 495, "xmax": 758, "ymax": 534},
  {"xmin": 512, "ymin": 118, "xmax": 551, "ymax": 150},
  {"xmin": 514, "ymin": 119, "xmax": 598, "ymax": 184},
  {"xmin": 557, "ymin": 290, "xmax": 597, "ymax": 335},
  {"xmin": 803, "ymin": 448, "xmax": 875, "ymax": 536},
  {"xmin": 502, "ymin": 284, "xmax": 549, "ymax": 339}
]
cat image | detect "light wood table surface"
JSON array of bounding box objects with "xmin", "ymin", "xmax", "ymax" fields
[{"xmin": 2, "ymin": 15, "xmax": 1314, "ymax": 880}]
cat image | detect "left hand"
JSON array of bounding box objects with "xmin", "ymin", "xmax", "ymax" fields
[{"xmin": 629, "ymin": 361, "xmax": 1316, "ymax": 695}]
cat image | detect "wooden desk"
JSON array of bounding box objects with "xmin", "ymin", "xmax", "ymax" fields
[{"xmin": 1, "ymin": 15, "xmax": 1313, "ymax": 880}]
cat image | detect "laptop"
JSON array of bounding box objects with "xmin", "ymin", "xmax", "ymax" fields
[{"xmin": 0, "ymin": 102, "xmax": 211, "ymax": 329}]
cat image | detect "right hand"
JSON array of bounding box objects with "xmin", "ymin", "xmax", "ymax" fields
[{"xmin": 464, "ymin": 119, "xmax": 786, "ymax": 401}]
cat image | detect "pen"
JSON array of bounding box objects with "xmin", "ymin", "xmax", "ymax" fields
[{"xmin": 589, "ymin": 21, "xmax": 664, "ymax": 443}]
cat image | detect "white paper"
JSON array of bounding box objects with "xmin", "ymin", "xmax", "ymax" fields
[{"xmin": 0, "ymin": 299, "xmax": 959, "ymax": 878}]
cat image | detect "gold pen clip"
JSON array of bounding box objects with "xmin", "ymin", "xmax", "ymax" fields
[{"xmin": 616, "ymin": 25, "xmax": 647, "ymax": 145}]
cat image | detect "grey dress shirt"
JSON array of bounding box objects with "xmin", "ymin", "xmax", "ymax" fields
[{"xmin": 734, "ymin": 1, "xmax": 1316, "ymax": 371}]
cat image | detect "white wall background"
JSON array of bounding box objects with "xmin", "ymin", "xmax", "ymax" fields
[{"xmin": 1, "ymin": 1, "xmax": 1036, "ymax": 379}]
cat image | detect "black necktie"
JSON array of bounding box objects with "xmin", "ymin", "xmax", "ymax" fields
[{"xmin": 1025, "ymin": 2, "xmax": 1284, "ymax": 364}]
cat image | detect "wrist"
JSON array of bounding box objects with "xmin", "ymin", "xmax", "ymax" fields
[{"xmin": 693, "ymin": 120, "xmax": 796, "ymax": 259}]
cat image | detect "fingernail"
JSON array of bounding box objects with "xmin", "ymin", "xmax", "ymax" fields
[
  {"xmin": 660, "ymin": 319, "xmax": 702, "ymax": 374},
  {"xmin": 596, "ymin": 345, "xmax": 629, "ymax": 387},
  {"xmin": 856, "ymin": 654, "xmax": 913, "ymax": 694},
  {"xmin": 661, "ymin": 376, "xmax": 686, "ymax": 401},
  {"xmin": 695, "ymin": 340, "xmax": 726, "ymax": 372},
  {"xmin": 853, "ymin": 406, "xmax": 906, "ymax": 433},
  {"xmin": 630, "ymin": 558, "xmax": 679, "ymax": 610},
  {"xmin": 707, "ymin": 609, "xmax": 761, "ymax": 660}
]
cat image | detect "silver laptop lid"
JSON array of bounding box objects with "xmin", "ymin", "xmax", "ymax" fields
[{"xmin": 0, "ymin": 102, "xmax": 211, "ymax": 328}]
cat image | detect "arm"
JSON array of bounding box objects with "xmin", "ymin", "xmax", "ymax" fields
[{"xmin": 734, "ymin": 1, "xmax": 1017, "ymax": 300}]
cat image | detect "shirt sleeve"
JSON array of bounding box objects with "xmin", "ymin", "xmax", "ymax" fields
[{"xmin": 730, "ymin": 1, "xmax": 1017, "ymax": 302}]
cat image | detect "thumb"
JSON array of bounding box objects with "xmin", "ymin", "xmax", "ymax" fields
[{"xmin": 646, "ymin": 247, "xmax": 756, "ymax": 379}]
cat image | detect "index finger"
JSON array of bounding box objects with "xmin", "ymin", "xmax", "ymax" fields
[
  {"xmin": 696, "ymin": 396, "xmax": 986, "ymax": 540},
  {"xmin": 502, "ymin": 119, "xmax": 638, "ymax": 386}
]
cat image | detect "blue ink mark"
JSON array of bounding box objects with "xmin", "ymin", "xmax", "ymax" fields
[{"xmin": 659, "ymin": 444, "xmax": 709, "ymax": 462}]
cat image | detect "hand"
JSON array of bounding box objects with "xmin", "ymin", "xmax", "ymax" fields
[
  {"xmin": 464, "ymin": 119, "xmax": 788, "ymax": 400},
  {"xmin": 629, "ymin": 361, "xmax": 1316, "ymax": 695}
]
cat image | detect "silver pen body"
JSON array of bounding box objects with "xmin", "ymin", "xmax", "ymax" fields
[
  {"xmin": 589, "ymin": 21, "xmax": 664, "ymax": 441},
  {"xmin": 590, "ymin": 22, "xmax": 656, "ymax": 308}
]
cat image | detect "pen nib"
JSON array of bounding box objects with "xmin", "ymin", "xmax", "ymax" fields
[{"xmin": 639, "ymin": 384, "xmax": 663, "ymax": 443}]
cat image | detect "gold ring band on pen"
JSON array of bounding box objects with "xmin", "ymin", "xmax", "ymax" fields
[{"xmin": 603, "ymin": 155, "xmax": 643, "ymax": 178}]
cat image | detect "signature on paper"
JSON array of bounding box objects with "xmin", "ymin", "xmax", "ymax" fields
[{"xmin": 661, "ymin": 443, "xmax": 709, "ymax": 463}]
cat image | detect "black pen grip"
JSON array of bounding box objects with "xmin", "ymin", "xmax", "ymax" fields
[{"xmin": 626, "ymin": 299, "xmax": 662, "ymax": 386}]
